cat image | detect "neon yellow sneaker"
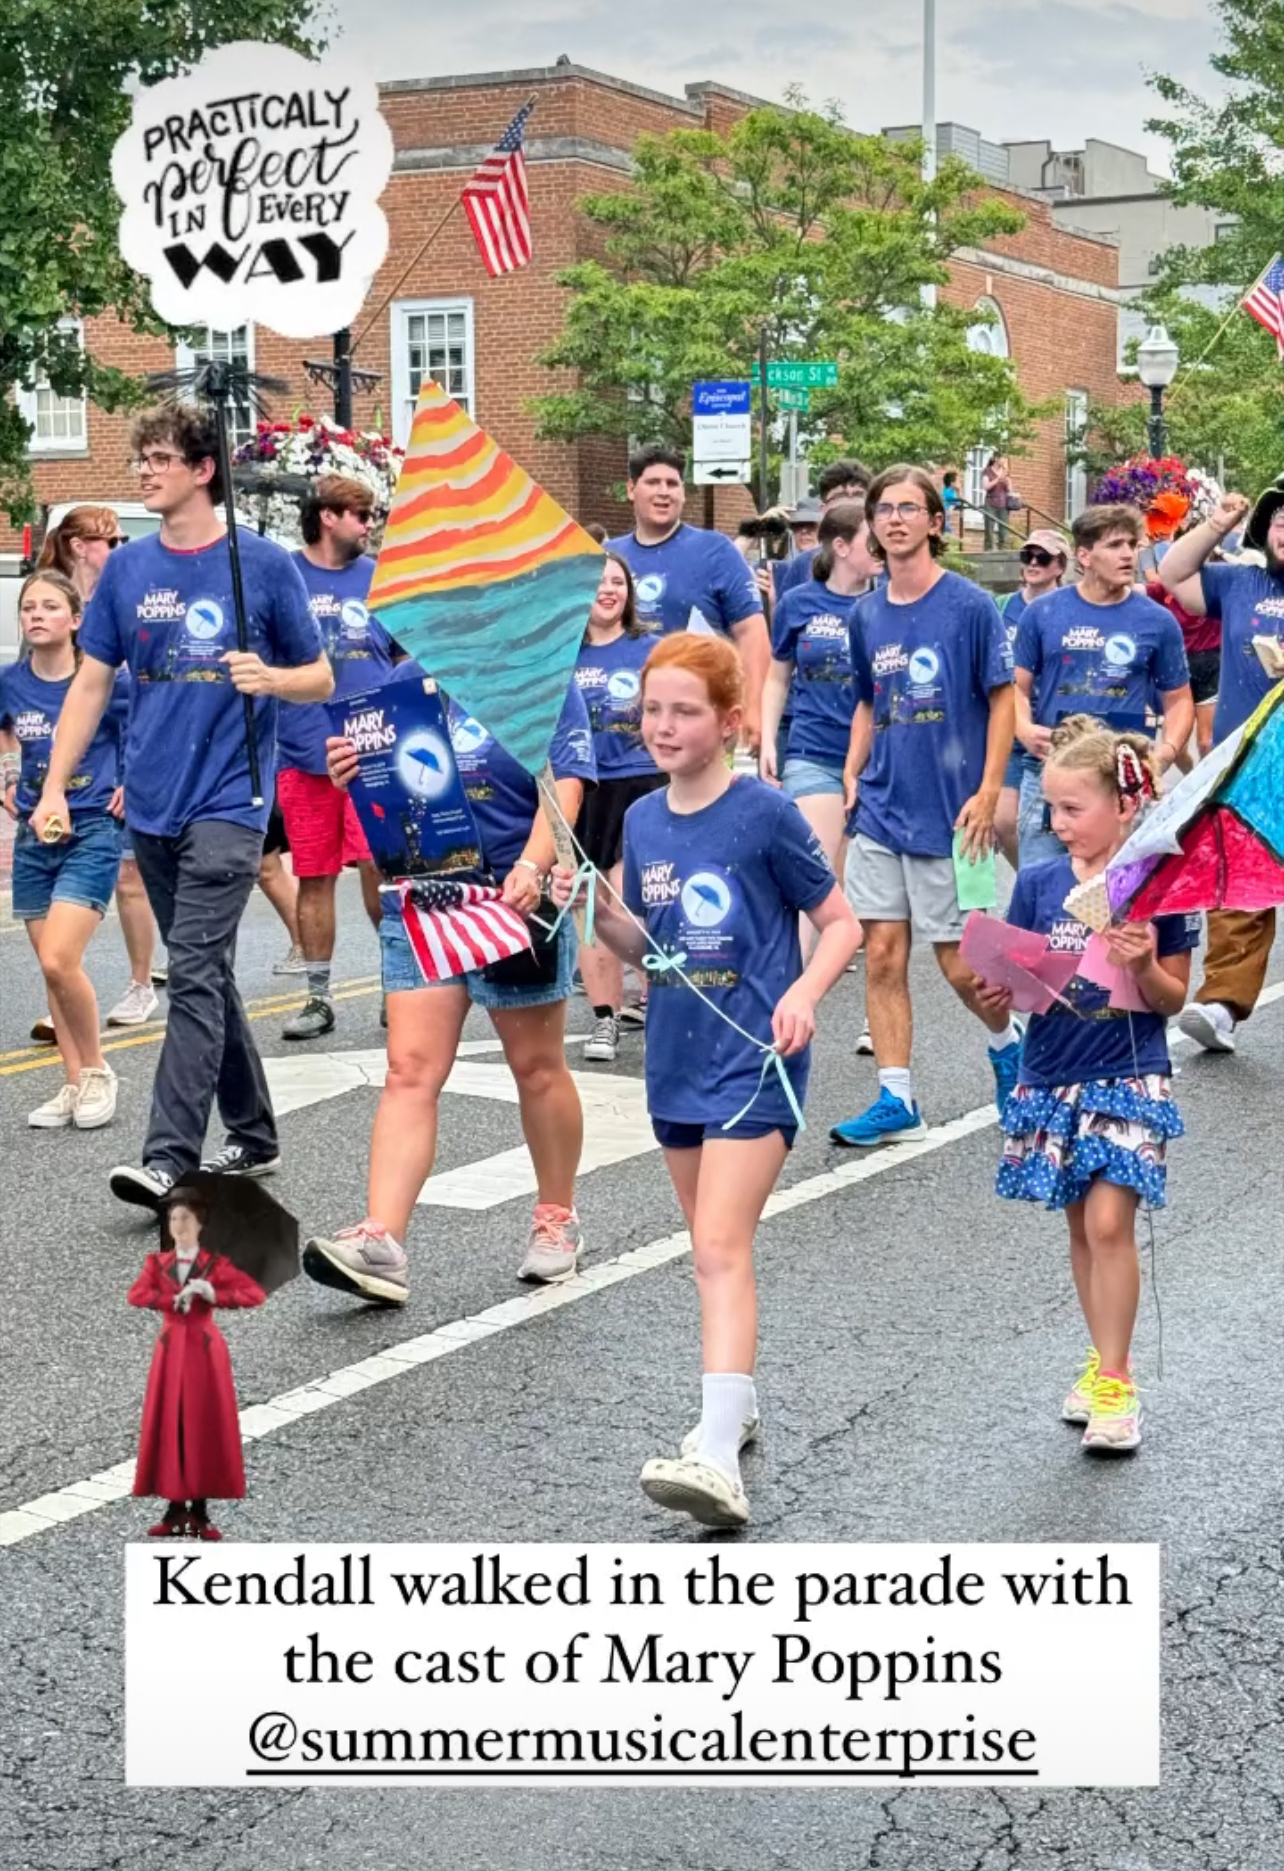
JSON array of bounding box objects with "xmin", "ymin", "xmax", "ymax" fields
[
  {"xmin": 1082, "ymin": 1373, "xmax": 1142, "ymax": 1454},
  {"xmin": 1061, "ymin": 1347, "xmax": 1101, "ymax": 1424}
]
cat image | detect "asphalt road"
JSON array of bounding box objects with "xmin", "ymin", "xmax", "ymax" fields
[{"xmin": 1, "ymin": 871, "xmax": 1281, "ymax": 1870}]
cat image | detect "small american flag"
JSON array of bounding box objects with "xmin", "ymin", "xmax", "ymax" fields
[
  {"xmin": 392, "ymin": 878, "xmax": 533, "ymax": 983},
  {"xmin": 1242, "ymin": 254, "xmax": 1284, "ymax": 358},
  {"xmin": 461, "ymin": 102, "xmax": 534, "ymax": 276}
]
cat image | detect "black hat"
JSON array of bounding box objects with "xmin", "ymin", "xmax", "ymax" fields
[{"xmin": 1244, "ymin": 475, "xmax": 1284, "ymax": 553}]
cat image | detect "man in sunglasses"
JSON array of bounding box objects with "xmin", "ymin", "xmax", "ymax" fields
[
  {"xmin": 994, "ymin": 530, "xmax": 1068, "ymax": 864},
  {"xmin": 275, "ymin": 474, "xmax": 395, "ymax": 1041}
]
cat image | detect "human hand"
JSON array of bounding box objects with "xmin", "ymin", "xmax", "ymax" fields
[
  {"xmin": 974, "ymin": 979, "xmax": 1015, "ymax": 1015},
  {"xmin": 549, "ymin": 864, "xmax": 579, "ymax": 909},
  {"xmin": 324, "ymin": 736, "xmax": 359, "ymax": 791},
  {"xmin": 173, "ymin": 1287, "xmax": 194, "ymax": 1312},
  {"xmin": 740, "ymin": 705, "xmax": 762, "ymax": 758},
  {"xmin": 1, "ymin": 775, "xmax": 18, "ymax": 822},
  {"xmin": 186, "ymin": 1278, "xmax": 215, "ymax": 1304},
  {"xmin": 1104, "ymin": 921, "xmax": 1158, "ymax": 975},
  {"xmin": 107, "ymin": 785, "xmax": 126, "ymax": 820},
  {"xmin": 771, "ymin": 982, "xmax": 817, "ymax": 1056},
  {"xmin": 954, "ymin": 786, "xmax": 999, "ymax": 861},
  {"xmin": 1209, "ymin": 490, "xmax": 1250, "ymax": 538},
  {"xmin": 1018, "ymin": 722, "xmax": 1053, "ymax": 761},
  {"xmin": 754, "ymin": 564, "xmax": 773, "ymax": 601},
  {"xmin": 223, "ymin": 650, "xmax": 277, "ymax": 696},
  {"xmin": 31, "ymin": 788, "xmax": 69, "ymax": 844},
  {"xmin": 843, "ymin": 764, "xmax": 860, "ymax": 813},
  {"xmin": 501, "ymin": 864, "xmax": 543, "ymax": 917},
  {"xmin": 759, "ymin": 740, "xmax": 779, "ymax": 786}
]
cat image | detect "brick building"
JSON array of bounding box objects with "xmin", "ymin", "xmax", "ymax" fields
[{"xmin": 5, "ymin": 61, "xmax": 1132, "ymax": 554}]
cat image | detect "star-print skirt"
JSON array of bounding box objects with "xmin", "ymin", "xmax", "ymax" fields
[{"xmin": 996, "ymin": 1075, "xmax": 1183, "ymax": 1212}]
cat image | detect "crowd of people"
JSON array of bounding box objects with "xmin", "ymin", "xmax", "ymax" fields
[{"xmin": 2, "ymin": 408, "xmax": 1279, "ymax": 1533}]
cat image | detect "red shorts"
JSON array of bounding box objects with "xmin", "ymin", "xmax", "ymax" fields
[{"xmin": 277, "ymin": 768, "xmax": 372, "ymax": 878}]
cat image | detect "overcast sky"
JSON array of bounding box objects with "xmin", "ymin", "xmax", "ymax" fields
[{"xmin": 330, "ymin": 0, "xmax": 1225, "ymax": 175}]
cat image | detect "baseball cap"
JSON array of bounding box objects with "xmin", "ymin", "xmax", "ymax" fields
[
  {"xmin": 1022, "ymin": 528, "xmax": 1069, "ymax": 560},
  {"xmin": 787, "ymin": 497, "xmax": 823, "ymax": 526}
]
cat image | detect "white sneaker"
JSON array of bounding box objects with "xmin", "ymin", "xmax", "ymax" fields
[
  {"xmin": 583, "ymin": 1013, "xmax": 620, "ymax": 1063},
  {"xmin": 107, "ymin": 981, "xmax": 160, "ymax": 1027},
  {"xmin": 74, "ymin": 1066, "xmax": 118, "ymax": 1129},
  {"xmin": 1177, "ymin": 1002, "xmax": 1236, "ymax": 1053},
  {"xmin": 640, "ymin": 1455, "xmax": 750, "ymax": 1528},
  {"xmin": 680, "ymin": 1413, "xmax": 761, "ymax": 1460},
  {"xmin": 29, "ymin": 1081, "xmax": 80, "ymax": 1129},
  {"xmin": 273, "ymin": 943, "xmax": 307, "ymax": 976},
  {"xmin": 856, "ymin": 1025, "xmax": 874, "ymax": 1055}
]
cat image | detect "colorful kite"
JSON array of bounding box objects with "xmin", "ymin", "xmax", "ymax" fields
[
  {"xmin": 368, "ymin": 384, "xmax": 604, "ymax": 773},
  {"xmin": 1068, "ymin": 682, "xmax": 1284, "ymax": 928}
]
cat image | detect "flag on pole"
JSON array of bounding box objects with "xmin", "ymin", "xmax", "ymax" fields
[
  {"xmin": 391, "ymin": 877, "xmax": 533, "ymax": 984},
  {"xmin": 1241, "ymin": 254, "xmax": 1284, "ymax": 358},
  {"xmin": 461, "ymin": 102, "xmax": 534, "ymax": 276}
]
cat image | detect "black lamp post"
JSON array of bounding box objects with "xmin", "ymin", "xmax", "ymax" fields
[{"xmin": 1137, "ymin": 323, "xmax": 1179, "ymax": 456}]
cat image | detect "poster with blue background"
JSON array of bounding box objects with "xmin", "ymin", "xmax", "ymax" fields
[{"xmin": 327, "ymin": 674, "xmax": 483, "ymax": 879}]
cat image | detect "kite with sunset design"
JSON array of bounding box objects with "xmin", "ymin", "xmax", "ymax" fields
[{"xmin": 368, "ymin": 382, "xmax": 604, "ymax": 777}]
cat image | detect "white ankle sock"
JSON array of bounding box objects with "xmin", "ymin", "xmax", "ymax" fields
[
  {"xmin": 991, "ymin": 1018, "xmax": 1022, "ymax": 1051},
  {"xmin": 878, "ymin": 1067, "xmax": 914, "ymax": 1110},
  {"xmin": 697, "ymin": 1373, "xmax": 756, "ymax": 1484}
]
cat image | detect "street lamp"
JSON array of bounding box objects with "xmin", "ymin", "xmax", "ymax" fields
[{"xmin": 1137, "ymin": 323, "xmax": 1179, "ymax": 456}]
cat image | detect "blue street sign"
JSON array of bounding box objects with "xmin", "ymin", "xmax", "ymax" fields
[{"xmin": 692, "ymin": 380, "xmax": 752, "ymax": 416}]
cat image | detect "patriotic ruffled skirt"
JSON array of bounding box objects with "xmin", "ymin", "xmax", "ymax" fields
[{"xmin": 996, "ymin": 1075, "xmax": 1183, "ymax": 1212}]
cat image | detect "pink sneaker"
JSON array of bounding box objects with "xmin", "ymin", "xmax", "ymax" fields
[
  {"xmin": 303, "ymin": 1219, "xmax": 409, "ymax": 1305},
  {"xmin": 518, "ymin": 1205, "xmax": 583, "ymax": 1284}
]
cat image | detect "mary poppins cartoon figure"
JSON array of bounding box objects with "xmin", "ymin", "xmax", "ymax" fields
[{"xmin": 128, "ymin": 1186, "xmax": 265, "ymax": 1539}]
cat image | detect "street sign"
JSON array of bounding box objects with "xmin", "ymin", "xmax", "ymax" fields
[
  {"xmin": 750, "ymin": 360, "xmax": 838, "ymax": 388},
  {"xmin": 776, "ymin": 386, "xmax": 811, "ymax": 411},
  {"xmin": 692, "ymin": 378, "xmax": 752, "ymax": 487}
]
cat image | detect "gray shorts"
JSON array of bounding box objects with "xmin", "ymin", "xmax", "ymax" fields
[{"xmin": 844, "ymin": 831, "xmax": 965, "ymax": 944}]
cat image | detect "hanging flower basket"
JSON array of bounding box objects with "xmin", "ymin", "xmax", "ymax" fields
[
  {"xmin": 1091, "ymin": 454, "xmax": 1200, "ymax": 540},
  {"xmin": 232, "ymin": 415, "xmax": 405, "ymax": 548}
]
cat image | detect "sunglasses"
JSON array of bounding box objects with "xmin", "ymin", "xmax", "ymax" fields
[
  {"xmin": 1019, "ymin": 547, "xmax": 1058, "ymax": 567},
  {"xmin": 107, "ymin": 535, "xmax": 126, "ymax": 549}
]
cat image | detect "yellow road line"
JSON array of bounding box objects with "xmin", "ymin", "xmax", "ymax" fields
[{"xmin": 0, "ymin": 978, "xmax": 382, "ymax": 1078}]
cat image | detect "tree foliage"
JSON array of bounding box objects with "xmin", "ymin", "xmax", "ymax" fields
[
  {"xmin": 531, "ymin": 97, "xmax": 1043, "ymax": 495},
  {"xmin": 0, "ymin": 0, "xmax": 325, "ymax": 519}
]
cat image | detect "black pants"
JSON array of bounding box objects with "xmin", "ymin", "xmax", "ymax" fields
[{"xmin": 131, "ymin": 819, "xmax": 278, "ymax": 1176}]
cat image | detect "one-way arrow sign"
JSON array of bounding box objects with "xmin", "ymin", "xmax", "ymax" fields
[{"xmin": 694, "ymin": 460, "xmax": 751, "ymax": 485}]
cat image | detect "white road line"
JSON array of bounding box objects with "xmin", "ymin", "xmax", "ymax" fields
[{"xmin": 3, "ymin": 982, "xmax": 1279, "ymax": 1551}]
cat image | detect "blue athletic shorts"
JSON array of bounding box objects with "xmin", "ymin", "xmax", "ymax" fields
[
  {"xmin": 652, "ymin": 1116, "xmax": 798, "ymax": 1151},
  {"xmin": 380, "ymin": 895, "xmax": 577, "ymax": 1009},
  {"xmin": 782, "ymin": 756, "xmax": 845, "ymax": 801},
  {"xmin": 11, "ymin": 813, "xmax": 123, "ymax": 921}
]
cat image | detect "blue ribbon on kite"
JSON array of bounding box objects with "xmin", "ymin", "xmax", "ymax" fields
[
  {"xmin": 722, "ymin": 1048, "xmax": 808, "ymax": 1135},
  {"xmin": 535, "ymin": 860, "xmax": 598, "ymax": 946},
  {"xmin": 643, "ymin": 947, "xmax": 688, "ymax": 975}
]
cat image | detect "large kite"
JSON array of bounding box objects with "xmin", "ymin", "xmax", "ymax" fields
[
  {"xmin": 1068, "ymin": 682, "xmax": 1284, "ymax": 928},
  {"xmin": 368, "ymin": 383, "xmax": 604, "ymax": 773}
]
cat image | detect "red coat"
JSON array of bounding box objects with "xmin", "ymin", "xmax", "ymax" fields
[{"xmin": 128, "ymin": 1249, "xmax": 265, "ymax": 1502}]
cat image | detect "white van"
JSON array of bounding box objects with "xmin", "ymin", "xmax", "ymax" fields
[{"xmin": 0, "ymin": 501, "xmax": 161, "ymax": 666}]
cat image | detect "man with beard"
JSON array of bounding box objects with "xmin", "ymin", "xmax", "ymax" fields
[
  {"xmin": 1159, "ymin": 484, "xmax": 1278, "ymax": 1055},
  {"xmin": 275, "ymin": 475, "xmax": 395, "ymax": 1040}
]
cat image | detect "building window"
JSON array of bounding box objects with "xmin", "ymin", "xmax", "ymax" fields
[
  {"xmin": 392, "ymin": 298, "xmax": 474, "ymax": 445},
  {"xmin": 19, "ymin": 319, "xmax": 87, "ymax": 454},
  {"xmin": 1214, "ymin": 221, "xmax": 1237, "ymax": 242},
  {"xmin": 1065, "ymin": 389, "xmax": 1088, "ymax": 521},
  {"xmin": 965, "ymin": 295, "xmax": 1010, "ymax": 360},
  {"xmin": 175, "ymin": 327, "xmax": 257, "ymax": 447}
]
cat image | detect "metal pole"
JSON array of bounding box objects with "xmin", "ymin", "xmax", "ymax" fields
[
  {"xmin": 206, "ymin": 363, "xmax": 265, "ymax": 808},
  {"xmin": 758, "ymin": 325, "xmax": 770, "ymax": 513},
  {"xmin": 921, "ymin": 0, "xmax": 937, "ymax": 312},
  {"xmin": 1148, "ymin": 385, "xmax": 1166, "ymax": 459},
  {"xmin": 333, "ymin": 328, "xmax": 354, "ymax": 428},
  {"xmin": 788, "ymin": 408, "xmax": 798, "ymax": 507}
]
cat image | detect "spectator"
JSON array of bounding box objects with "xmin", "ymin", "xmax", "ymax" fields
[
  {"xmin": 773, "ymin": 459, "xmax": 872, "ymax": 600},
  {"xmin": 981, "ymin": 453, "xmax": 1013, "ymax": 551},
  {"xmin": 994, "ymin": 528, "xmax": 1069, "ymax": 864},
  {"xmin": 942, "ymin": 469, "xmax": 964, "ymax": 539}
]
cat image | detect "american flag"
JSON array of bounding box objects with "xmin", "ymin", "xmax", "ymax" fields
[
  {"xmin": 1242, "ymin": 254, "xmax": 1284, "ymax": 358},
  {"xmin": 461, "ymin": 103, "xmax": 534, "ymax": 276},
  {"xmin": 391, "ymin": 878, "xmax": 533, "ymax": 983}
]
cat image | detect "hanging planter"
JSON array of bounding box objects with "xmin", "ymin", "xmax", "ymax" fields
[{"xmin": 231, "ymin": 415, "xmax": 405, "ymax": 548}]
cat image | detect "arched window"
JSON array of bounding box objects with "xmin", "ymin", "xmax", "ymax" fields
[{"xmin": 966, "ymin": 296, "xmax": 1010, "ymax": 359}]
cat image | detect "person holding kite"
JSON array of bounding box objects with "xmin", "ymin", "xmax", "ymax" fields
[
  {"xmin": 976, "ymin": 717, "xmax": 1199, "ymax": 1457},
  {"xmin": 552, "ymin": 633, "xmax": 862, "ymax": 1529},
  {"xmin": 1157, "ymin": 484, "xmax": 1282, "ymax": 1054}
]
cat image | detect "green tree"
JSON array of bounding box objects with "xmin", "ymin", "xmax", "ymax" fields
[
  {"xmin": 0, "ymin": 0, "xmax": 325, "ymax": 520},
  {"xmin": 531, "ymin": 97, "xmax": 1042, "ymax": 494}
]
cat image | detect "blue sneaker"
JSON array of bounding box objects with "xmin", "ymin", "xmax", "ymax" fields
[
  {"xmin": 988, "ymin": 1037, "xmax": 1023, "ymax": 1116},
  {"xmin": 830, "ymin": 1088, "xmax": 928, "ymax": 1148}
]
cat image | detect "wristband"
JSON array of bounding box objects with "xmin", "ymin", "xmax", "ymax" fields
[{"xmin": 514, "ymin": 858, "xmax": 545, "ymax": 881}]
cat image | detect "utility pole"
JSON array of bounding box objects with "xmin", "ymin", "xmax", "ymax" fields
[
  {"xmin": 921, "ymin": 0, "xmax": 937, "ymax": 312},
  {"xmin": 332, "ymin": 328, "xmax": 354, "ymax": 428},
  {"xmin": 758, "ymin": 325, "xmax": 771, "ymax": 513}
]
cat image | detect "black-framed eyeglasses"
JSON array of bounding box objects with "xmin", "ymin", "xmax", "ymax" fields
[{"xmin": 1019, "ymin": 547, "xmax": 1057, "ymax": 567}]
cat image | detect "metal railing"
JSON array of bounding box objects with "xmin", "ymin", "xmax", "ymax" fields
[{"xmin": 947, "ymin": 489, "xmax": 1071, "ymax": 549}]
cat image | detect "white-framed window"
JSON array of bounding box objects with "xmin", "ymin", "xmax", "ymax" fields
[
  {"xmin": 963, "ymin": 446, "xmax": 989, "ymax": 528},
  {"xmin": 175, "ymin": 326, "xmax": 257, "ymax": 447},
  {"xmin": 392, "ymin": 298, "xmax": 475, "ymax": 446},
  {"xmin": 1065, "ymin": 389, "xmax": 1088, "ymax": 520},
  {"xmin": 18, "ymin": 319, "xmax": 87, "ymax": 454},
  {"xmin": 966, "ymin": 295, "xmax": 1010, "ymax": 360}
]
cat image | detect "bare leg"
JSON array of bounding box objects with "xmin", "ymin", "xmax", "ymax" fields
[
  {"xmin": 296, "ymin": 873, "xmax": 338, "ymax": 964},
  {"xmin": 491, "ymin": 1000, "xmax": 582, "ymax": 1208},
  {"xmin": 686, "ymin": 1134, "xmax": 789, "ymax": 1373},
  {"xmin": 37, "ymin": 902, "xmax": 107, "ymax": 1079},
  {"xmin": 1195, "ymin": 700, "xmax": 1216, "ymax": 764},
  {"xmin": 1065, "ymin": 1200, "xmax": 1095, "ymax": 1344},
  {"xmin": 258, "ymin": 849, "xmax": 300, "ymax": 945},
  {"xmin": 994, "ymin": 785, "xmax": 1020, "ymax": 870},
  {"xmin": 864, "ymin": 919, "xmax": 913, "ymax": 1067},
  {"xmin": 795, "ymin": 792, "xmax": 848, "ymax": 958},
  {"xmin": 358, "ymin": 860, "xmax": 383, "ymax": 929},
  {"xmin": 366, "ymin": 982, "xmax": 470, "ymax": 1240},
  {"xmin": 1083, "ymin": 1181, "xmax": 1141, "ymax": 1376},
  {"xmin": 934, "ymin": 940, "xmax": 1012, "ymax": 1037},
  {"xmin": 115, "ymin": 859, "xmax": 156, "ymax": 984}
]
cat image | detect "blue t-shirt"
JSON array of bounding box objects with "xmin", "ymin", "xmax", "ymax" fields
[
  {"xmin": 448, "ymin": 684, "xmax": 596, "ymax": 878},
  {"xmin": 277, "ymin": 554, "xmax": 394, "ymax": 775},
  {"xmin": 0, "ymin": 663, "xmax": 129, "ymax": 818},
  {"xmin": 1199, "ymin": 562, "xmax": 1284, "ymax": 744},
  {"xmin": 773, "ymin": 548, "xmax": 817, "ymax": 601},
  {"xmin": 848, "ymin": 571, "xmax": 1013, "ymax": 859},
  {"xmin": 1007, "ymin": 856, "xmax": 1200, "ymax": 1087},
  {"xmin": 770, "ymin": 579, "xmax": 858, "ymax": 766},
  {"xmin": 623, "ymin": 776, "xmax": 834, "ymax": 1127},
  {"xmin": 607, "ymin": 524, "xmax": 762, "ymax": 637},
  {"xmin": 1014, "ymin": 586, "xmax": 1189, "ymax": 735},
  {"xmin": 77, "ymin": 531, "xmax": 321, "ymax": 838},
  {"xmin": 573, "ymin": 632, "xmax": 657, "ymax": 780}
]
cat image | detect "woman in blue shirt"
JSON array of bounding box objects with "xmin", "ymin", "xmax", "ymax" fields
[
  {"xmin": 760, "ymin": 502, "xmax": 876, "ymax": 912},
  {"xmin": 0, "ymin": 571, "xmax": 125, "ymax": 1131},
  {"xmin": 976, "ymin": 716, "xmax": 1197, "ymax": 1458},
  {"xmin": 573, "ymin": 554, "xmax": 665, "ymax": 1062},
  {"xmin": 553, "ymin": 633, "xmax": 861, "ymax": 1530}
]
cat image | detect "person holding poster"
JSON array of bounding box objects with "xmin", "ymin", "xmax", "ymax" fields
[
  {"xmin": 552, "ymin": 634, "xmax": 861, "ymax": 1528},
  {"xmin": 979, "ymin": 717, "xmax": 1197, "ymax": 1455},
  {"xmin": 31, "ymin": 405, "xmax": 332, "ymax": 1209},
  {"xmin": 304, "ymin": 682, "xmax": 596, "ymax": 1304}
]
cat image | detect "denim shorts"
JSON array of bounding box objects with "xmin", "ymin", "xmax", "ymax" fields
[
  {"xmin": 11, "ymin": 813, "xmax": 123, "ymax": 921},
  {"xmin": 380, "ymin": 897, "xmax": 577, "ymax": 1008},
  {"xmin": 782, "ymin": 755, "xmax": 845, "ymax": 801},
  {"xmin": 652, "ymin": 1116, "xmax": 798, "ymax": 1151}
]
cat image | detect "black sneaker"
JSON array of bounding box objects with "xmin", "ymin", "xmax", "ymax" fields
[
  {"xmin": 200, "ymin": 1142, "xmax": 282, "ymax": 1178},
  {"xmin": 282, "ymin": 996, "xmax": 336, "ymax": 1041},
  {"xmin": 110, "ymin": 1163, "xmax": 175, "ymax": 1210}
]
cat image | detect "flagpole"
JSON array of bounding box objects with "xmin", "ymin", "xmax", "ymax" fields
[
  {"xmin": 1162, "ymin": 254, "xmax": 1278, "ymax": 412},
  {"xmin": 351, "ymin": 95, "xmax": 538, "ymax": 360}
]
